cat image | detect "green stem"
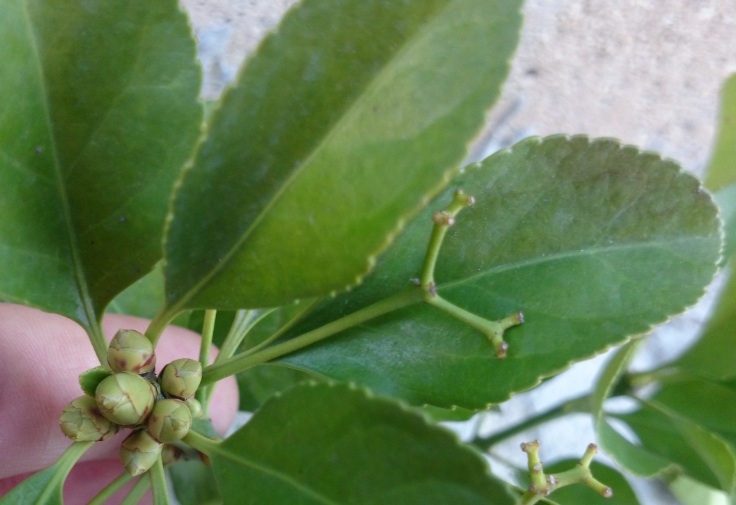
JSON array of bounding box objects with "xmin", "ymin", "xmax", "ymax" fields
[
  {"xmin": 199, "ymin": 309, "xmax": 216, "ymax": 367},
  {"xmin": 149, "ymin": 456, "xmax": 171, "ymax": 505},
  {"xmin": 145, "ymin": 306, "xmax": 178, "ymax": 347},
  {"xmin": 428, "ymin": 294, "xmax": 523, "ymax": 359},
  {"xmin": 215, "ymin": 309, "xmax": 260, "ymax": 362},
  {"xmin": 419, "ymin": 189, "xmax": 475, "ymax": 289},
  {"xmin": 201, "ymin": 288, "xmax": 425, "ymax": 386},
  {"xmin": 196, "ymin": 310, "xmax": 217, "ymax": 413},
  {"xmin": 240, "ymin": 299, "xmax": 320, "ymax": 358},
  {"xmin": 87, "ymin": 322, "xmax": 108, "ymax": 366},
  {"xmin": 34, "ymin": 442, "xmax": 94, "ymax": 504},
  {"xmin": 88, "ymin": 471, "xmax": 135, "ymax": 505},
  {"xmin": 119, "ymin": 474, "xmax": 150, "ymax": 505},
  {"xmin": 472, "ymin": 394, "xmax": 591, "ymax": 451},
  {"xmin": 183, "ymin": 429, "xmax": 221, "ymax": 456}
]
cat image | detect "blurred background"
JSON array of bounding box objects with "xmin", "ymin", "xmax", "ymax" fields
[{"xmin": 178, "ymin": 1, "xmax": 736, "ymax": 502}]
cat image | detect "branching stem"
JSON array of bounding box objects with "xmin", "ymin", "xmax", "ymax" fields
[
  {"xmin": 518, "ymin": 441, "xmax": 612, "ymax": 504},
  {"xmin": 418, "ymin": 189, "xmax": 523, "ymax": 358},
  {"xmin": 419, "ymin": 189, "xmax": 475, "ymax": 288}
]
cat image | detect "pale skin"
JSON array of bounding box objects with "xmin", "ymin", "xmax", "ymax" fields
[{"xmin": 0, "ymin": 303, "xmax": 239, "ymax": 503}]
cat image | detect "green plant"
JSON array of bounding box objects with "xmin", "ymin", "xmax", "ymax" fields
[{"xmin": 0, "ymin": 0, "xmax": 732, "ymax": 503}]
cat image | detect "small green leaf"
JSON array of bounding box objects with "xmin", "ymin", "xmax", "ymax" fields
[
  {"xmin": 209, "ymin": 382, "xmax": 516, "ymax": 504},
  {"xmin": 78, "ymin": 366, "xmax": 112, "ymax": 397},
  {"xmin": 705, "ymin": 74, "xmax": 736, "ymax": 192},
  {"xmin": 280, "ymin": 136, "xmax": 721, "ymax": 408},
  {"xmin": 163, "ymin": 0, "xmax": 523, "ymax": 313},
  {"xmin": 0, "ymin": 0, "xmax": 202, "ymax": 348}
]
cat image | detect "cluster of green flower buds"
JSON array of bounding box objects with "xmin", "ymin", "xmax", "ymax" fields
[{"xmin": 59, "ymin": 329, "xmax": 203, "ymax": 476}]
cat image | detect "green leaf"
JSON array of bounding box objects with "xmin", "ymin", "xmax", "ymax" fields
[
  {"xmin": 169, "ymin": 460, "xmax": 222, "ymax": 505},
  {"xmin": 236, "ymin": 364, "xmax": 318, "ymax": 412},
  {"xmin": 0, "ymin": 0, "xmax": 202, "ymax": 344},
  {"xmin": 542, "ymin": 460, "xmax": 641, "ymax": 505},
  {"xmin": 209, "ymin": 382, "xmax": 516, "ymax": 504},
  {"xmin": 674, "ymin": 266, "xmax": 736, "ymax": 381},
  {"xmin": 590, "ymin": 341, "xmax": 673, "ymax": 476},
  {"xmin": 705, "ymin": 74, "xmax": 736, "ymax": 192},
  {"xmin": 0, "ymin": 442, "xmax": 93, "ymax": 505},
  {"xmin": 615, "ymin": 403, "xmax": 736, "ymax": 492},
  {"xmin": 107, "ymin": 263, "xmax": 167, "ymax": 321},
  {"xmin": 670, "ymin": 475, "xmax": 735, "ymax": 505},
  {"xmin": 163, "ymin": 0, "xmax": 523, "ymax": 313},
  {"xmin": 650, "ymin": 377, "xmax": 736, "ymax": 448},
  {"xmin": 78, "ymin": 366, "xmax": 112, "ymax": 397},
  {"xmin": 279, "ymin": 136, "xmax": 722, "ymax": 408}
]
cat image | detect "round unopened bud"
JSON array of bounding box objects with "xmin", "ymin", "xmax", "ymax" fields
[
  {"xmin": 160, "ymin": 359, "xmax": 202, "ymax": 400},
  {"xmin": 96, "ymin": 372, "xmax": 156, "ymax": 426},
  {"xmin": 60, "ymin": 395, "xmax": 118, "ymax": 442},
  {"xmin": 148, "ymin": 399, "xmax": 192, "ymax": 443},
  {"xmin": 108, "ymin": 329, "xmax": 155, "ymax": 374},
  {"xmin": 185, "ymin": 397, "xmax": 203, "ymax": 418},
  {"xmin": 120, "ymin": 429, "xmax": 162, "ymax": 476}
]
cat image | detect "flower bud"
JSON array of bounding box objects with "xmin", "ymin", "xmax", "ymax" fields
[
  {"xmin": 108, "ymin": 329, "xmax": 155, "ymax": 374},
  {"xmin": 159, "ymin": 359, "xmax": 202, "ymax": 400},
  {"xmin": 185, "ymin": 397, "xmax": 203, "ymax": 418},
  {"xmin": 148, "ymin": 398, "xmax": 192, "ymax": 443},
  {"xmin": 120, "ymin": 429, "xmax": 162, "ymax": 476},
  {"xmin": 60, "ymin": 395, "xmax": 118, "ymax": 442},
  {"xmin": 96, "ymin": 372, "xmax": 156, "ymax": 426}
]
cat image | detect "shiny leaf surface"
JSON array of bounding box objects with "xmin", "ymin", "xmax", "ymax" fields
[
  {"xmin": 0, "ymin": 0, "xmax": 201, "ymax": 338},
  {"xmin": 210, "ymin": 382, "xmax": 516, "ymax": 504},
  {"xmin": 163, "ymin": 0, "xmax": 522, "ymax": 311},
  {"xmin": 280, "ymin": 136, "xmax": 721, "ymax": 408}
]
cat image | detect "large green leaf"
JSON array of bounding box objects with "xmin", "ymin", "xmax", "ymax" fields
[
  {"xmin": 209, "ymin": 382, "xmax": 516, "ymax": 504},
  {"xmin": 163, "ymin": 0, "xmax": 523, "ymax": 313},
  {"xmin": 705, "ymin": 73, "xmax": 736, "ymax": 192},
  {"xmin": 0, "ymin": 0, "xmax": 202, "ymax": 340},
  {"xmin": 279, "ymin": 136, "xmax": 721, "ymax": 408}
]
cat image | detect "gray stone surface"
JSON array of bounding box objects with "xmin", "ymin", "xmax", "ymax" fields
[{"xmin": 179, "ymin": 1, "xmax": 736, "ymax": 503}]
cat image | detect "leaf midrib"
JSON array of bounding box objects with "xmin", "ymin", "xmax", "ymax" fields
[
  {"xmin": 212, "ymin": 445, "xmax": 340, "ymax": 505},
  {"xmin": 166, "ymin": 0, "xmax": 457, "ymax": 312},
  {"xmin": 440, "ymin": 235, "xmax": 714, "ymax": 291},
  {"xmin": 21, "ymin": 1, "xmax": 99, "ymax": 333}
]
